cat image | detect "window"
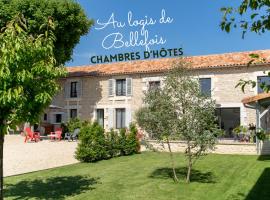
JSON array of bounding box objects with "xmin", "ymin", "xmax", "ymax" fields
[
  {"xmin": 70, "ymin": 82, "xmax": 78, "ymax": 98},
  {"xmin": 257, "ymin": 76, "xmax": 270, "ymax": 93},
  {"xmin": 70, "ymin": 109, "xmax": 77, "ymax": 119},
  {"xmin": 43, "ymin": 113, "xmax": 47, "ymax": 121},
  {"xmin": 116, "ymin": 108, "xmax": 126, "ymax": 129},
  {"xmin": 96, "ymin": 109, "xmax": 104, "ymax": 128},
  {"xmin": 55, "ymin": 114, "xmax": 62, "ymax": 123},
  {"xmin": 215, "ymin": 108, "xmax": 240, "ymax": 138},
  {"xmin": 149, "ymin": 81, "xmax": 161, "ymax": 90},
  {"xmin": 116, "ymin": 79, "xmax": 126, "ymax": 96},
  {"xmin": 199, "ymin": 78, "xmax": 211, "ymax": 96}
]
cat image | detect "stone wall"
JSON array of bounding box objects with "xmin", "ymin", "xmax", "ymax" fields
[{"xmin": 143, "ymin": 140, "xmax": 257, "ymax": 155}]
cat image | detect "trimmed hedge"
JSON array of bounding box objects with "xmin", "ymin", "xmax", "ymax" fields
[{"xmin": 75, "ymin": 122, "xmax": 140, "ymax": 162}]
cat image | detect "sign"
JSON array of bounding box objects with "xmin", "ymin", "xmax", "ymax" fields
[{"xmin": 91, "ymin": 9, "xmax": 183, "ymax": 64}]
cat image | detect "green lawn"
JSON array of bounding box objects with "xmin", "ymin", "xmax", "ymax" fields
[{"xmin": 4, "ymin": 152, "xmax": 270, "ymax": 200}]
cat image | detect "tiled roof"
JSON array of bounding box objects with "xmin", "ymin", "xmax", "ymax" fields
[
  {"xmin": 242, "ymin": 93, "xmax": 270, "ymax": 104},
  {"xmin": 67, "ymin": 50, "xmax": 270, "ymax": 77}
]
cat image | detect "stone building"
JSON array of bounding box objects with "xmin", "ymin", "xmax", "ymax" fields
[{"xmin": 44, "ymin": 50, "xmax": 270, "ymax": 141}]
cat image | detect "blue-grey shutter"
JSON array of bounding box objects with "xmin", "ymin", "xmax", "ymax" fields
[
  {"xmin": 64, "ymin": 81, "xmax": 70, "ymax": 98},
  {"xmin": 108, "ymin": 108, "xmax": 114, "ymax": 129},
  {"xmin": 126, "ymin": 78, "xmax": 132, "ymax": 96},
  {"xmin": 108, "ymin": 79, "xmax": 114, "ymax": 97},
  {"xmin": 125, "ymin": 108, "xmax": 132, "ymax": 127},
  {"xmin": 77, "ymin": 80, "xmax": 82, "ymax": 98}
]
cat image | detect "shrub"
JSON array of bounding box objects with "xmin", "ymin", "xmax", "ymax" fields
[
  {"xmin": 106, "ymin": 129, "xmax": 120, "ymax": 158},
  {"xmin": 118, "ymin": 124, "xmax": 140, "ymax": 156},
  {"xmin": 67, "ymin": 118, "xmax": 83, "ymax": 132},
  {"xmin": 75, "ymin": 122, "xmax": 107, "ymax": 162},
  {"xmin": 118, "ymin": 128, "xmax": 128, "ymax": 156},
  {"xmin": 125, "ymin": 123, "xmax": 140, "ymax": 155}
]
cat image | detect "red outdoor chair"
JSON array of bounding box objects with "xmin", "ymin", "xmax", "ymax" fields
[
  {"xmin": 24, "ymin": 127, "xmax": 40, "ymax": 143},
  {"xmin": 50, "ymin": 128, "xmax": 62, "ymax": 141}
]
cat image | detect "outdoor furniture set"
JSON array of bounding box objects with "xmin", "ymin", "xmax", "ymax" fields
[{"xmin": 24, "ymin": 127, "xmax": 80, "ymax": 143}]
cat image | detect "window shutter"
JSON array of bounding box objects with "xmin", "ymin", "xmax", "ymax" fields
[
  {"xmin": 108, "ymin": 108, "xmax": 114, "ymax": 129},
  {"xmin": 126, "ymin": 78, "xmax": 132, "ymax": 96},
  {"xmin": 63, "ymin": 112, "xmax": 68, "ymax": 123},
  {"xmin": 125, "ymin": 108, "xmax": 132, "ymax": 127},
  {"xmin": 108, "ymin": 79, "xmax": 114, "ymax": 97},
  {"xmin": 77, "ymin": 80, "xmax": 82, "ymax": 98},
  {"xmin": 64, "ymin": 81, "xmax": 70, "ymax": 98}
]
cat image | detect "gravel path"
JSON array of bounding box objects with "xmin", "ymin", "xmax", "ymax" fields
[{"xmin": 4, "ymin": 135, "xmax": 79, "ymax": 177}]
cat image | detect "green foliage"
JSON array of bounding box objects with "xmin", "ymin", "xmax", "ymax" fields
[
  {"xmin": 0, "ymin": 16, "xmax": 66, "ymax": 134},
  {"xmin": 233, "ymin": 125, "xmax": 248, "ymax": 135},
  {"xmin": 75, "ymin": 120, "xmax": 140, "ymax": 162},
  {"xmin": 0, "ymin": 0, "xmax": 93, "ymax": 65},
  {"xmin": 67, "ymin": 118, "xmax": 83, "ymax": 132},
  {"xmin": 256, "ymin": 129, "xmax": 266, "ymax": 141},
  {"xmin": 118, "ymin": 128, "xmax": 128, "ymax": 156},
  {"xmin": 117, "ymin": 126, "xmax": 138, "ymax": 156},
  {"xmin": 220, "ymin": 0, "xmax": 270, "ymax": 37},
  {"xmin": 136, "ymin": 61, "xmax": 222, "ymax": 182},
  {"xmin": 75, "ymin": 122, "xmax": 107, "ymax": 162},
  {"xmin": 106, "ymin": 129, "xmax": 119, "ymax": 158}
]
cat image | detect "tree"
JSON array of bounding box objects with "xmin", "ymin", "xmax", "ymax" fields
[
  {"xmin": 136, "ymin": 84, "xmax": 179, "ymax": 182},
  {"xmin": 0, "ymin": 16, "xmax": 66, "ymax": 199},
  {"xmin": 220, "ymin": 0, "xmax": 270, "ymax": 37},
  {"xmin": 220, "ymin": 1, "xmax": 270, "ymax": 92},
  {"xmin": 164, "ymin": 66, "xmax": 222, "ymax": 183},
  {"xmin": 136, "ymin": 61, "xmax": 221, "ymax": 183},
  {"xmin": 0, "ymin": 0, "xmax": 93, "ymax": 65}
]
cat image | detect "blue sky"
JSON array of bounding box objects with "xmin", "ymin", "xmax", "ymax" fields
[{"xmin": 66, "ymin": 0, "xmax": 270, "ymax": 66}]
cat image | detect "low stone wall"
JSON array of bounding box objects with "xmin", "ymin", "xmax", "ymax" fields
[{"xmin": 142, "ymin": 140, "xmax": 257, "ymax": 155}]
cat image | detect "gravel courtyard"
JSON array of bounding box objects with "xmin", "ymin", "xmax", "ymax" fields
[{"xmin": 4, "ymin": 135, "xmax": 79, "ymax": 177}]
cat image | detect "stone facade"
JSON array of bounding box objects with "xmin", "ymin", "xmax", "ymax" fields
[{"xmin": 45, "ymin": 64, "xmax": 269, "ymax": 133}]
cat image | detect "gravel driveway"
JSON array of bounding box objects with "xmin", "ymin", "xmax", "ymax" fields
[{"xmin": 4, "ymin": 135, "xmax": 79, "ymax": 177}]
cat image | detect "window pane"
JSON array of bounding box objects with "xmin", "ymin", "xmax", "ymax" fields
[
  {"xmin": 116, "ymin": 108, "xmax": 125, "ymax": 129},
  {"xmin": 116, "ymin": 79, "xmax": 126, "ymax": 96},
  {"xmin": 70, "ymin": 82, "xmax": 78, "ymax": 98},
  {"xmin": 70, "ymin": 109, "xmax": 77, "ymax": 119},
  {"xmin": 149, "ymin": 81, "xmax": 160, "ymax": 90},
  {"xmin": 199, "ymin": 78, "xmax": 211, "ymax": 96},
  {"xmin": 257, "ymin": 76, "xmax": 270, "ymax": 93},
  {"xmin": 56, "ymin": 114, "xmax": 62, "ymax": 123},
  {"xmin": 97, "ymin": 109, "xmax": 104, "ymax": 128},
  {"xmin": 215, "ymin": 108, "xmax": 240, "ymax": 138}
]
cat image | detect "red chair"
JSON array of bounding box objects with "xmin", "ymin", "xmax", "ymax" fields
[
  {"xmin": 50, "ymin": 128, "xmax": 62, "ymax": 141},
  {"xmin": 24, "ymin": 127, "xmax": 40, "ymax": 143}
]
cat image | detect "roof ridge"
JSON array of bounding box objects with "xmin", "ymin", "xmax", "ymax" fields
[{"xmin": 67, "ymin": 49, "xmax": 270, "ymax": 69}]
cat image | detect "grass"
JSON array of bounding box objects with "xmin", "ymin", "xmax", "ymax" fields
[{"xmin": 4, "ymin": 152, "xmax": 270, "ymax": 200}]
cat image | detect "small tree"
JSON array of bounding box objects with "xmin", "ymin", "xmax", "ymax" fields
[
  {"xmin": 164, "ymin": 65, "xmax": 222, "ymax": 183},
  {"xmin": 136, "ymin": 83, "xmax": 179, "ymax": 182},
  {"xmin": 0, "ymin": 16, "xmax": 65, "ymax": 199},
  {"xmin": 136, "ymin": 61, "xmax": 221, "ymax": 183}
]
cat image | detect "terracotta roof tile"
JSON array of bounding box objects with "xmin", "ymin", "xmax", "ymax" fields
[
  {"xmin": 242, "ymin": 93, "xmax": 270, "ymax": 104},
  {"xmin": 67, "ymin": 50, "xmax": 270, "ymax": 77}
]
